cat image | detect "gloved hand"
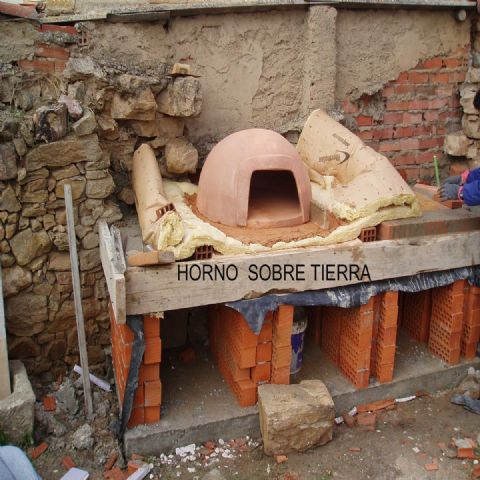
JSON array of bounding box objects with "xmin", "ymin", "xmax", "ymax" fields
[
  {"xmin": 442, "ymin": 175, "xmax": 463, "ymax": 185},
  {"xmin": 439, "ymin": 183, "xmax": 461, "ymax": 201}
]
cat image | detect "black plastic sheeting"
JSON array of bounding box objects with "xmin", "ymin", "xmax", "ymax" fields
[
  {"xmin": 226, "ymin": 266, "xmax": 480, "ymax": 335},
  {"xmin": 116, "ymin": 314, "xmax": 144, "ymax": 440}
]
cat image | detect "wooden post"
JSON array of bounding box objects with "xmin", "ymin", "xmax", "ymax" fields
[
  {"xmin": 64, "ymin": 184, "xmax": 93, "ymax": 418},
  {"xmin": 0, "ymin": 264, "xmax": 11, "ymax": 400}
]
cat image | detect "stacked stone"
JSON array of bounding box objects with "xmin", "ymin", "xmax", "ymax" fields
[
  {"xmin": 446, "ymin": 23, "xmax": 480, "ymax": 173},
  {"xmin": 0, "ymin": 51, "xmax": 202, "ymax": 378}
]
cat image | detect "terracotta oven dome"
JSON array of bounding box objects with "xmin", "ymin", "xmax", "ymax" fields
[{"xmin": 196, "ymin": 129, "xmax": 312, "ymax": 228}]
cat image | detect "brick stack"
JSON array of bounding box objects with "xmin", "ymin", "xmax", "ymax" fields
[
  {"xmin": 370, "ymin": 292, "xmax": 399, "ymax": 383},
  {"xmin": 109, "ymin": 304, "xmax": 162, "ymax": 427},
  {"xmin": 428, "ymin": 280, "xmax": 464, "ymax": 365},
  {"xmin": 209, "ymin": 305, "xmax": 293, "ymax": 407},
  {"xmin": 461, "ymin": 285, "xmax": 480, "ymax": 359},
  {"xmin": 322, "ymin": 299, "xmax": 375, "ymax": 388},
  {"xmin": 401, "ymin": 290, "xmax": 432, "ymax": 343}
]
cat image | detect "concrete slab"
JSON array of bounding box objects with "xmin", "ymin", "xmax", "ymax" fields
[{"xmin": 124, "ymin": 332, "xmax": 480, "ymax": 456}]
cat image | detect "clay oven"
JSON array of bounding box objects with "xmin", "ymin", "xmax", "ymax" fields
[{"xmin": 196, "ymin": 129, "xmax": 312, "ymax": 228}]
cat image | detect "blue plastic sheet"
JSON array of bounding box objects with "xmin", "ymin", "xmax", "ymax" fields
[{"xmin": 226, "ymin": 266, "xmax": 480, "ymax": 334}]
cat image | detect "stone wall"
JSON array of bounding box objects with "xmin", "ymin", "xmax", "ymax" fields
[
  {"xmin": 0, "ymin": 7, "xmax": 474, "ymax": 377},
  {"xmin": 0, "ymin": 22, "xmax": 201, "ymax": 380}
]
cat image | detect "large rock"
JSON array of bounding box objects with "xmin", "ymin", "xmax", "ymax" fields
[
  {"xmin": 445, "ymin": 132, "xmax": 472, "ymax": 157},
  {"xmin": 157, "ymin": 77, "xmax": 202, "ymax": 117},
  {"xmin": 5, "ymin": 292, "xmax": 47, "ymax": 336},
  {"xmin": 0, "ymin": 361, "xmax": 35, "ymax": 444},
  {"xmin": 33, "ymin": 103, "xmax": 68, "ymax": 143},
  {"xmin": 85, "ymin": 173, "xmax": 115, "ymax": 199},
  {"xmin": 48, "ymin": 252, "xmax": 71, "ymax": 271},
  {"xmin": 111, "ymin": 88, "xmax": 156, "ymax": 121},
  {"xmin": 26, "ymin": 134, "xmax": 102, "ymax": 171},
  {"xmin": 72, "ymin": 108, "xmax": 97, "ymax": 136},
  {"xmin": 10, "ymin": 228, "xmax": 51, "ymax": 266},
  {"xmin": 8, "ymin": 337, "xmax": 40, "ymax": 359},
  {"xmin": 130, "ymin": 113, "xmax": 184, "ymax": 141},
  {"xmin": 55, "ymin": 177, "xmax": 86, "ymax": 200},
  {"xmin": 79, "ymin": 248, "xmax": 101, "ymax": 271},
  {"xmin": 460, "ymin": 86, "xmax": 479, "ymax": 115},
  {"xmin": 165, "ymin": 137, "xmax": 198, "ymax": 174},
  {"xmin": 462, "ymin": 115, "xmax": 480, "ymax": 140},
  {"xmin": 2, "ymin": 265, "xmax": 32, "ymax": 297},
  {"xmin": 0, "ymin": 142, "xmax": 17, "ymax": 180},
  {"xmin": 258, "ymin": 380, "xmax": 335, "ymax": 456},
  {"xmin": 0, "ymin": 185, "xmax": 21, "ymax": 212}
]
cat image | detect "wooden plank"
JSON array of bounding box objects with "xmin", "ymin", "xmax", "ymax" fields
[
  {"xmin": 127, "ymin": 250, "xmax": 175, "ymax": 267},
  {"xmin": 378, "ymin": 208, "xmax": 480, "ymax": 240},
  {"xmin": 99, "ymin": 221, "xmax": 126, "ymax": 324},
  {"xmin": 0, "ymin": 264, "xmax": 11, "ymax": 400},
  {"xmin": 64, "ymin": 184, "xmax": 93, "ymax": 418},
  {"xmin": 125, "ymin": 230, "xmax": 480, "ymax": 314}
]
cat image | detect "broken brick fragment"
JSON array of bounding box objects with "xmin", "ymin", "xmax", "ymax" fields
[
  {"xmin": 103, "ymin": 467, "xmax": 127, "ymax": 480},
  {"xmin": 349, "ymin": 447, "xmax": 362, "ymax": 452},
  {"xmin": 424, "ymin": 463, "xmax": 439, "ymax": 471},
  {"xmin": 357, "ymin": 398, "xmax": 395, "ymax": 413},
  {"xmin": 276, "ymin": 455, "xmax": 288, "ymax": 464},
  {"xmin": 356, "ymin": 412, "xmax": 377, "ymax": 429},
  {"xmin": 343, "ymin": 413, "xmax": 356, "ymax": 428},
  {"xmin": 179, "ymin": 346, "xmax": 196, "ymax": 363},
  {"xmin": 62, "ymin": 456, "xmax": 76, "ymax": 470},
  {"xmin": 43, "ymin": 395, "xmax": 56, "ymax": 412},
  {"xmin": 104, "ymin": 452, "xmax": 118, "ymax": 471},
  {"xmin": 31, "ymin": 442, "xmax": 48, "ymax": 460}
]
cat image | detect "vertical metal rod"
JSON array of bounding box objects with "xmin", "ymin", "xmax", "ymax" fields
[
  {"xmin": 0, "ymin": 264, "xmax": 11, "ymax": 400},
  {"xmin": 64, "ymin": 184, "xmax": 93, "ymax": 418}
]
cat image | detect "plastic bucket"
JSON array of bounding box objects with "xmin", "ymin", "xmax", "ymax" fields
[{"xmin": 290, "ymin": 316, "xmax": 308, "ymax": 375}]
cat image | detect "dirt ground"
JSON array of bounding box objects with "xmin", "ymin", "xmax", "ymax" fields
[{"xmin": 30, "ymin": 388, "xmax": 480, "ymax": 480}]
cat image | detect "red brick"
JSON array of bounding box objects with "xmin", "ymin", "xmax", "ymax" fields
[
  {"xmin": 251, "ymin": 362, "xmax": 271, "ymax": 383},
  {"xmin": 384, "ymin": 112, "xmax": 403, "ymax": 124},
  {"xmin": 419, "ymin": 57, "xmax": 443, "ymax": 69},
  {"xmin": 272, "ymin": 345, "xmax": 292, "ymax": 368},
  {"xmin": 394, "ymin": 84, "xmax": 416, "ymax": 95},
  {"xmin": 18, "ymin": 59, "xmax": 55, "ymax": 74},
  {"xmin": 402, "ymin": 112, "xmax": 423, "ymax": 124},
  {"xmin": 372, "ymin": 127, "xmax": 394, "ymax": 140},
  {"xmin": 258, "ymin": 319, "xmax": 273, "ymax": 342},
  {"xmin": 143, "ymin": 315, "xmax": 160, "ymax": 338},
  {"xmin": 357, "ymin": 398, "xmax": 395, "ymax": 413},
  {"xmin": 394, "ymin": 127, "xmax": 414, "ymax": 139},
  {"xmin": 424, "ymin": 111, "xmax": 439, "ymax": 122},
  {"xmin": 31, "ymin": 442, "xmax": 48, "ymax": 460},
  {"xmin": 450, "ymin": 71, "xmax": 466, "ymax": 83},
  {"xmin": 386, "ymin": 100, "xmax": 411, "ymax": 111},
  {"xmin": 133, "ymin": 385, "xmax": 145, "ymax": 407},
  {"xmin": 443, "ymin": 58, "xmax": 462, "ymax": 68},
  {"xmin": 39, "ymin": 24, "xmax": 78, "ymax": 35},
  {"xmin": 234, "ymin": 379, "xmax": 257, "ymax": 407},
  {"xmin": 396, "ymin": 72, "xmax": 409, "ymax": 83},
  {"xmin": 399, "ymin": 138, "xmax": 420, "ymax": 150},
  {"xmin": 128, "ymin": 408, "xmax": 145, "ymax": 428},
  {"xmin": 43, "ymin": 395, "xmax": 56, "ymax": 412},
  {"xmin": 255, "ymin": 342, "xmax": 272, "ymax": 363},
  {"xmin": 142, "ymin": 363, "xmax": 160, "ymax": 381},
  {"xmin": 271, "ymin": 365, "xmax": 290, "ymax": 384},
  {"xmin": 429, "ymin": 72, "xmax": 449, "ymax": 84},
  {"xmin": 35, "ymin": 43, "xmax": 70, "ymax": 60},
  {"xmin": 381, "ymin": 86, "xmax": 395, "ymax": 97},
  {"xmin": 358, "ymin": 130, "xmax": 373, "ymax": 141},
  {"xmin": 378, "ymin": 141, "xmax": 401, "ymax": 153},
  {"xmin": 62, "ymin": 456, "xmax": 76, "ymax": 470},
  {"xmin": 357, "ymin": 115, "xmax": 373, "ymax": 126},
  {"xmin": 408, "ymin": 72, "xmax": 429, "ymax": 84},
  {"xmin": 144, "ymin": 406, "xmax": 161, "ymax": 424},
  {"xmin": 144, "ymin": 337, "xmax": 161, "ymax": 364}
]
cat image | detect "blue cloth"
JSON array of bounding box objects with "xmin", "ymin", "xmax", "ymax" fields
[
  {"xmin": 463, "ymin": 168, "xmax": 480, "ymax": 206},
  {"xmin": 0, "ymin": 446, "xmax": 41, "ymax": 480}
]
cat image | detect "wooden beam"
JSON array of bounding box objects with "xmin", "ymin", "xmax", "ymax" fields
[
  {"xmin": 125, "ymin": 231, "xmax": 480, "ymax": 314},
  {"xmin": 99, "ymin": 221, "xmax": 126, "ymax": 324},
  {"xmin": 0, "ymin": 264, "xmax": 11, "ymax": 400},
  {"xmin": 64, "ymin": 184, "xmax": 93, "ymax": 418}
]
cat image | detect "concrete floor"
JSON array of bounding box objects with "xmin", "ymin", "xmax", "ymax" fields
[{"xmin": 124, "ymin": 330, "xmax": 480, "ymax": 456}]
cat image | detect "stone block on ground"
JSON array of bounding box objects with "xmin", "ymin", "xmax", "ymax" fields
[
  {"xmin": 0, "ymin": 361, "xmax": 35, "ymax": 444},
  {"xmin": 165, "ymin": 137, "xmax": 198, "ymax": 175},
  {"xmin": 445, "ymin": 132, "xmax": 471, "ymax": 157},
  {"xmin": 157, "ymin": 77, "xmax": 202, "ymax": 117},
  {"xmin": 258, "ymin": 380, "xmax": 335, "ymax": 456}
]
